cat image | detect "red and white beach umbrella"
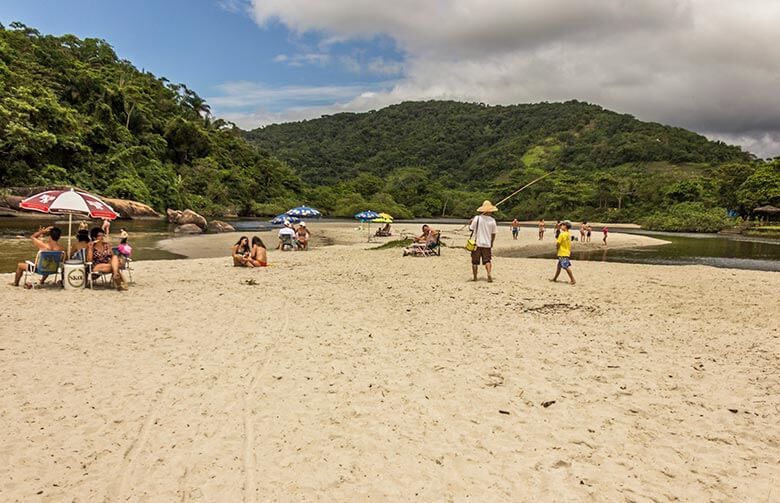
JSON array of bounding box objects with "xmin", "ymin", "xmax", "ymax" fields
[
  {"xmin": 19, "ymin": 188, "xmax": 119, "ymax": 256},
  {"xmin": 20, "ymin": 188, "xmax": 119, "ymax": 219}
]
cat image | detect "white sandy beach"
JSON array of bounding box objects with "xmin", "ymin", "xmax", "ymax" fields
[{"xmin": 0, "ymin": 223, "xmax": 778, "ymax": 501}]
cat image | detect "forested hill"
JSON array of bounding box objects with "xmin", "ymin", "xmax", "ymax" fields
[
  {"xmin": 246, "ymin": 100, "xmax": 778, "ymax": 228},
  {"xmin": 0, "ymin": 23, "xmax": 301, "ymax": 216},
  {"xmin": 246, "ymin": 100, "xmax": 750, "ymax": 185}
]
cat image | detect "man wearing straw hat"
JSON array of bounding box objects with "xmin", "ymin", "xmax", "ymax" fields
[{"xmin": 469, "ymin": 200, "xmax": 498, "ymax": 282}]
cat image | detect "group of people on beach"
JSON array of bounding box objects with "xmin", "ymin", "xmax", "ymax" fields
[
  {"xmin": 466, "ymin": 201, "xmax": 588, "ymax": 285},
  {"xmin": 535, "ymin": 218, "xmax": 607, "ymax": 245},
  {"xmin": 11, "ymin": 221, "xmax": 132, "ymax": 290}
]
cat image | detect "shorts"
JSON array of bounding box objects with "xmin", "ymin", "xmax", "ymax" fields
[
  {"xmin": 511, "ymin": 228, "xmax": 519, "ymax": 236},
  {"xmin": 557, "ymin": 256, "xmax": 572, "ymax": 269},
  {"xmin": 471, "ymin": 247, "xmax": 492, "ymax": 265}
]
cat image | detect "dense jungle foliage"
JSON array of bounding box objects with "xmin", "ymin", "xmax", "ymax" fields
[
  {"xmin": 247, "ymin": 101, "xmax": 779, "ymax": 231},
  {"xmin": 2, "ymin": 23, "xmax": 778, "ymax": 231},
  {"xmin": 0, "ymin": 23, "xmax": 301, "ymax": 216}
]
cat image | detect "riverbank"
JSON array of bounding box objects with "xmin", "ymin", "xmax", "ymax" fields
[
  {"xmin": 1, "ymin": 222, "xmax": 777, "ymax": 501},
  {"xmin": 156, "ymin": 221, "xmax": 666, "ymax": 260}
]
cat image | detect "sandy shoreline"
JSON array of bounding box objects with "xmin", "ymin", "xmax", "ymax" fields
[{"xmin": 1, "ymin": 222, "xmax": 777, "ymax": 501}]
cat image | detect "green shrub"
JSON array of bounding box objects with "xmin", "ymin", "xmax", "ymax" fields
[{"xmin": 640, "ymin": 202, "xmax": 735, "ymax": 232}]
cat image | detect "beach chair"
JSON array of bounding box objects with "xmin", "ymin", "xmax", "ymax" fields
[
  {"xmin": 86, "ymin": 248, "xmax": 133, "ymax": 289},
  {"xmin": 280, "ymin": 234, "xmax": 296, "ymax": 251},
  {"xmin": 419, "ymin": 232, "xmax": 441, "ymax": 257},
  {"xmin": 23, "ymin": 250, "xmax": 65, "ymax": 288}
]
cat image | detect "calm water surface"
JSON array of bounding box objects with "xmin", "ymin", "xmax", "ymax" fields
[{"xmin": 2, "ymin": 217, "xmax": 778, "ymax": 273}]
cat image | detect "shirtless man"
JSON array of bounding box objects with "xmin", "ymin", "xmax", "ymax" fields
[
  {"xmin": 538, "ymin": 219, "xmax": 545, "ymax": 240},
  {"xmin": 12, "ymin": 225, "xmax": 63, "ymax": 287}
]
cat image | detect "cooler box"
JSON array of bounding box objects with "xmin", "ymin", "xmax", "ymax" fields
[{"xmin": 63, "ymin": 260, "xmax": 86, "ymax": 289}]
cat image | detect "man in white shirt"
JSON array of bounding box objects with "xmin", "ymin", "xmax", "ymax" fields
[
  {"xmin": 469, "ymin": 200, "xmax": 498, "ymax": 282},
  {"xmin": 277, "ymin": 222, "xmax": 296, "ymax": 250}
]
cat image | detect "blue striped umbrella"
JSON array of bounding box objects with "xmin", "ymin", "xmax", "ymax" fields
[
  {"xmin": 354, "ymin": 210, "xmax": 380, "ymax": 221},
  {"xmin": 286, "ymin": 206, "xmax": 322, "ymax": 218},
  {"xmin": 355, "ymin": 210, "xmax": 380, "ymax": 241},
  {"xmin": 270, "ymin": 214, "xmax": 301, "ymax": 225}
]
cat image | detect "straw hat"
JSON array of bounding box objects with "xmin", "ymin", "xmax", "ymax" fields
[{"xmin": 476, "ymin": 200, "xmax": 498, "ymax": 213}]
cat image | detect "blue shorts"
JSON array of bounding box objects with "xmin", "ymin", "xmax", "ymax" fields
[
  {"xmin": 511, "ymin": 228, "xmax": 519, "ymax": 236},
  {"xmin": 557, "ymin": 256, "xmax": 572, "ymax": 269}
]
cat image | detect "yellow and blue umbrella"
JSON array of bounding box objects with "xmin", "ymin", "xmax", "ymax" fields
[{"xmin": 371, "ymin": 212, "xmax": 393, "ymax": 224}]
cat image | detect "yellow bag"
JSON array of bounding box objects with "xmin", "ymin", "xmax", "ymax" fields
[{"xmin": 465, "ymin": 238, "xmax": 477, "ymax": 251}]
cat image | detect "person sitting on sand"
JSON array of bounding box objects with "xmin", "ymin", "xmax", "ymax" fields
[
  {"xmin": 232, "ymin": 236, "xmax": 254, "ymax": 267},
  {"xmin": 87, "ymin": 227, "xmax": 126, "ymax": 290},
  {"xmin": 11, "ymin": 225, "xmax": 63, "ymax": 287},
  {"xmin": 277, "ymin": 223, "xmax": 296, "ymax": 250},
  {"xmin": 375, "ymin": 222, "xmax": 392, "ymax": 237},
  {"xmin": 403, "ymin": 225, "xmax": 438, "ymax": 256},
  {"xmin": 295, "ymin": 222, "xmax": 310, "ymax": 251},
  {"xmin": 249, "ymin": 236, "xmax": 268, "ymax": 267},
  {"xmin": 71, "ymin": 232, "xmax": 91, "ymax": 261}
]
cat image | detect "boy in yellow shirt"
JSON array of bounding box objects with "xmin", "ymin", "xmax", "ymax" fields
[{"xmin": 550, "ymin": 220, "xmax": 576, "ymax": 285}]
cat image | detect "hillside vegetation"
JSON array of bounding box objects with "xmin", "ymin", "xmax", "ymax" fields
[
  {"xmin": 0, "ymin": 22, "xmax": 301, "ymax": 216},
  {"xmin": 247, "ymin": 101, "xmax": 778, "ymax": 229},
  {"xmin": 2, "ymin": 23, "xmax": 777, "ymax": 230}
]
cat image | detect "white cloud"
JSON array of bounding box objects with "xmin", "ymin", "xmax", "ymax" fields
[
  {"xmin": 217, "ymin": 0, "xmax": 250, "ymax": 14},
  {"xmin": 229, "ymin": 0, "xmax": 780, "ymax": 156}
]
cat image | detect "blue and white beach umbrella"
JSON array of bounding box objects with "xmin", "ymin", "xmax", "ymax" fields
[
  {"xmin": 354, "ymin": 210, "xmax": 381, "ymax": 241},
  {"xmin": 354, "ymin": 210, "xmax": 380, "ymax": 221},
  {"xmin": 270, "ymin": 213, "xmax": 301, "ymax": 225},
  {"xmin": 286, "ymin": 206, "xmax": 322, "ymax": 218}
]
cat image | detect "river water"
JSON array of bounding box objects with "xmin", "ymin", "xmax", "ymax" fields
[{"xmin": 1, "ymin": 217, "xmax": 778, "ymax": 273}]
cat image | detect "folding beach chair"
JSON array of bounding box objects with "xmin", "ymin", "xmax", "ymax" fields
[
  {"xmin": 86, "ymin": 248, "xmax": 133, "ymax": 289},
  {"xmin": 23, "ymin": 250, "xmax": 65, "ymax": 288},
  {"xmin": 280, "ymin": 234, "xmax": 296, "ymax": 251}
]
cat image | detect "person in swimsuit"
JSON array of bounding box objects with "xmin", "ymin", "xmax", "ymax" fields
[
  {"xmin": 602, "ymin": 226, "xmax": 609, "ymax": 245},
  {"xmin": 101, "ymin": 218, "xmax": 111, "ymax": 236},
  {"xmin": 249, "ymin": 237, "xmax": 268, "ymax": 267},
  {"xmin": 12, "ymin": 225, "xmax": 63, "ymax": 287},
  {"xmin": 538, "ymin": 219, "xmax": 545, "ymax": 240},
  {"xmin": 87, "ymin": 227, "xmax": 125, "ymax": 289},
  {"xmin": 232, "ymin": 236, "xmax": 254, "ymax": 267},
  {"xmin": 580, "ymin": 221, "xmax": 587, "ymax": 242},
  {"xmin": 511, "ymin": 219, "xmax": 520, "ymax": 240},
  {"xmin": 295, "ymin": 222, "xmax": 311, "ymax": 250},
  {"xmin": 586, "ymin": 223, "xmax": 592, "ymax": 243}
]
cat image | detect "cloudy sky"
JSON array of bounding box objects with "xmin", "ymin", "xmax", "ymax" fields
[{"xmin": 4, "ymin": 0, "xmax": 780, "ymax": 157}]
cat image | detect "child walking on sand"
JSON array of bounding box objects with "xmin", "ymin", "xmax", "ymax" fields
[{"xmin": 550, "ymin": 221, "xmax": 576, "ymax": 285}]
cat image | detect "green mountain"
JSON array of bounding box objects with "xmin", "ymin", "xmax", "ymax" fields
[
  {"xmin": 246, "ymin": 100, "xmax": 778, "ymax": 228},
  {"xmin": 1, "ymin": 22, "xmax": 777, "ymax": 230},
  {"xmin": 0, "ymin": 22, "xmax": 301, "ymax": 216}
]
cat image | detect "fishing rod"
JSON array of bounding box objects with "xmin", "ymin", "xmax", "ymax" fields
[{"xmin": 454, "ymin": 170, "xmax": 557, "ymax": 231}]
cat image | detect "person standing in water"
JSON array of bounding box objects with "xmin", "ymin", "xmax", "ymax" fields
[{"xmin": 602, "ymin": 225, "xmax": 609, "ymax": 246}]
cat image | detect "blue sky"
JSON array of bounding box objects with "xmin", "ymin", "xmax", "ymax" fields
[
  {"xmin": 0, "ymin": 0, "xmax": 403, "ymax": 124},
  {"xmin": 1, "ymin": 1, "xmax": 779, "ymax": 156}
]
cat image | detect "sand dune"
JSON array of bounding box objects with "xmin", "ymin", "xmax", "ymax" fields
[{"xmin": 0, "ymin": 223, "xmax": 777, "ymax": 501}]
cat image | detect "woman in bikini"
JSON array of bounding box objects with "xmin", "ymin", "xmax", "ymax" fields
[
  {"xmin": 232, "ymin": 236, "xmax": 253, "ymax": 267},
  {"xmin": 87, "ymin": 227, "xmax": 125, "ymax": 289},
  {"xmin": 249, "ymin": 237, "xmax": 268, "ymax": 267},
  {"xmin": 295, "ymin": 222, "xmax": 310, "ymax": 250}
]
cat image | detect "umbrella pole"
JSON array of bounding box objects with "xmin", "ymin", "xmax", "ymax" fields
[{"xmin": 67, "ymin": 213, "xmax": 72, "ymax": 258}]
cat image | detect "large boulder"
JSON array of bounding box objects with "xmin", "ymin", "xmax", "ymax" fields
[
  {"xmin": 208, "ymin": 220, "xmax": 236, "ymax": 233},
  {"xmin": 166, "ymin": 208, "xmax": 182, "ymax": 223},
  {"xmin": 166, "ymin": 208, "xmax": 207, "ymax": 229},
  {"xmin": 178, "ymin": 209, "xmax": 207, "ymax": 229},
  {"xmin": 174, "ymin": 223, "xmax": 203, "ymax": 234}
]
